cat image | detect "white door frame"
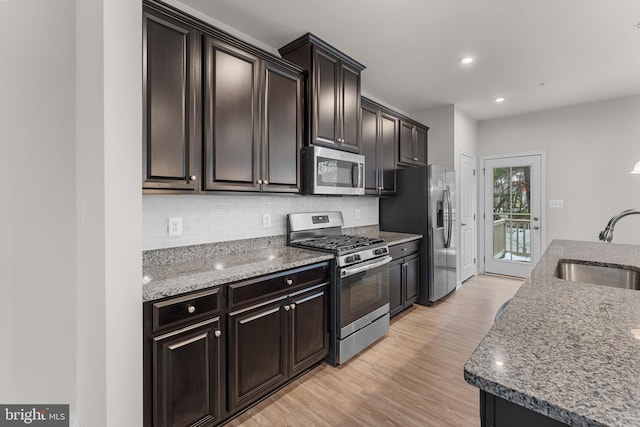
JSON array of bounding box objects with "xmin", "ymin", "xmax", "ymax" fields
[
  {"xmin": 479, "ymin": 150, "xmax": 547, "ymax": 275},
  {"xmin": 459, "ymin": 152, "xmax": 477, "ymax": 282}
]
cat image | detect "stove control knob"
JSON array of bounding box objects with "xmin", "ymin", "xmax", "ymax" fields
[
  {"xmin": 345, "ymin": 255, "xmax": 355, "ymax": 264},
  {"xmin": 354, "ymin": 254, "xmax": 361, "ymax": 261},
  {"xmin": 374, "ymin": 248, "xmax": 387, "ymax": 255}
]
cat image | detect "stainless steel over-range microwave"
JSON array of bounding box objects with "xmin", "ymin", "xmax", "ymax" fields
[{"xmin": 302, "ymin": 146, "xmax": 365, "ymax": 195}]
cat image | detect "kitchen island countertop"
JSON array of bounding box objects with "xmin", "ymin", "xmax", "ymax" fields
[{"xmin": 464, "ymin": 239, "xmax": 640, "ymax": 426}]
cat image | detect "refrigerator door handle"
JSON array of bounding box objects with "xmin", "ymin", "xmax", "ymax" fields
[{"xmin": 444, "ymin": 185, "xmax": 452, "ymax": 248}]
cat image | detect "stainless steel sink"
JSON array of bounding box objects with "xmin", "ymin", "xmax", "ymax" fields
[{"xmin": 556, "ymin": 261, "xmax": 640, "ymax": 289}]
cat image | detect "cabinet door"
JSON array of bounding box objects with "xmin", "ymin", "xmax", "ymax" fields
[
  {"xmin": 203, "ymin": 37, "xmax": 260, "ymax": 191},
  {"xmin": 379, "ymin": 111, "xmax": 398, "ymax": 193},
  {"xmin": 312, "ymin": 47, "xmax": 339, "ymax": 147},
  {"xmin": 388, "ymin": 258, "xmax": 404, "ymax": 317},
  {"xmin": 261, "ymin": 62, "xmax": 303, "ymax": 193},
  {"xmin": 289, "ymin": 284, "xmax": 329, "ymax": 377},
  {"xmin": 143, "ymin": 8, "xmax": 200, "ymax": 191},
  {"xmin": 399, "ymin": 120, "xmax": 416, "ymax": 165},
  {"xmin": 153, "ymin": 318, "xmax": 221, "ymax": 427},
  {"xmin": 404, "ymin": 253, "xmax": 420, "ymax": 305},
  {"xmin": 340, "ymin": 62, "xmax": 361, "ymax": 152},
  {"xmin": 361, "ymin": 102, "xmax": 379, "ymax": 194},
  {"xmin": 227, "ymin": 296, "xmax": 287, "ymax": 413},
  {"xmin": 415, "ymin": 125, "xmax": 428, "ymax": 165}
]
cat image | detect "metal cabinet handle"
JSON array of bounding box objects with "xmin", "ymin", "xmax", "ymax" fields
[
  {"xmin": 189, "ymin": 175, "xmax": 197, "ymax": 181},
  {"xmin": 285, "ymin": 279, "xmax": 293, "ymax": 286},
  {"xmin": 263, "ymin": 180, "xmax": 268, "ymax": 184},
  {"xmin": 257, "ymin": 179, "xmax": 263, "ymax": 184},
  {"xmin": 290, "ymin": 303, "xmax": 296, "ymax": 310},
  {"xmin": 187, "ymin": 305, "xmax": 196, "ymax": 314},
  {"xmin": 214, "ymin": 330, "xmax": 221, "ymax": 338},
  {"xmin": 402, "ymin": 247, "xmax": 408, "ymax": 252},
  {"xmin": 461, "ymin": 223, "xmax": 467, "ymax": 226},
  {"xmin": 413, "ymin": 157, "xmax": 418, "ymax": 161},
  {"xmin": 284, "ymin": 305, "xmax": 291, "ymax": 311},
  {"xmin": 533, "ymin": 226, "xmax": 540, "ymax": 230}
]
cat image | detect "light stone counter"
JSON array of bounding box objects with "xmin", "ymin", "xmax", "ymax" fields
[
  {"xmin": 143, "ymin": 236, "xmax": 332, "ymax": 302},
  {"xmin": 464, "ymin": 240, "xmax": 640, "ymax": 426}
]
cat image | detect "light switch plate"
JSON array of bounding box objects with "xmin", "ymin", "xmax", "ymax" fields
[
  {"xmin": 168, "ymin": 217, "xmax": 183, "ymax": 236},
  {"xmin": 549, "ymin": 200, "xmax": 564, "ymax": 208},
  {"xmin": 355, "ymin": 208, "xmax": 361, "ymax": 219}
]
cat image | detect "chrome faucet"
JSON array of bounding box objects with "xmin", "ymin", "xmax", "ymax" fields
[{"xmin": 598, "ymin": 209, "xmax": 640, "ymax": 242}]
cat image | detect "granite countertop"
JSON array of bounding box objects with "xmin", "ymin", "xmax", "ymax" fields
[
  {"xmin": 350, "ymin": 229, "xmax": 423, "ymax": 246},
  {"xmin": 464, "ymin": 239, "xmax": 640, "ymax": 426},
  {"xmin": 142, "ymin": 227, "xmax": 421, "ymax": 303},
  {"xmin": 143, "ymin": 245, "xmax": 333, "ymax": 302}
]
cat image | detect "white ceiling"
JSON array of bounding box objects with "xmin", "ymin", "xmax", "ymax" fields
[{"xmin": 179, "ymin": 0, "xmax": 640, "ymax": 121}]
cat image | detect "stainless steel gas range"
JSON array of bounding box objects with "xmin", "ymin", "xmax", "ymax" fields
[{"xmin": 287, "ymin": 211, "xmax": 391, "ymax": 365}]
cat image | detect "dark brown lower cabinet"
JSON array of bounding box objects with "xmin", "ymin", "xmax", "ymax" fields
[
  {"xmin": 145, "ymin": 262, "xmax": 330, "ymax": 426},
  {"xmin": 227, "ymin": 282, "xmax": 329, "ymax": 414},
  {"xmin": 153, "ymin": 318, "xmax": 221, "ymax": 427},
  {"xmin": 389, "ymin": 240, "xmax": 421, "ymax": 317},
  {"xmin": 227, "ymin": 296, "xmax": 288, "ymax": 412},
  {"xmin": 480, "ymin": 390, "xmax": 570, "ymax": 427}
]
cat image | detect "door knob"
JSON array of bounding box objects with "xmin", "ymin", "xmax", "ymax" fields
[
  {"xmin": 461, "ymin": 223, "xmax": 467, "ymax": 226},
  {"xmin": 533, "ymin": 217, "xmax": 539, "ymax": 221},
  {"xmin": 533, "ymin": 226, "xmax": 540, "ymax": 230}
]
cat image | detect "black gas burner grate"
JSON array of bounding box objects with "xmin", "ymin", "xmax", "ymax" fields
[{"xmin": 296, "ymin": 234, "xmax": 384, "ymax": 254}]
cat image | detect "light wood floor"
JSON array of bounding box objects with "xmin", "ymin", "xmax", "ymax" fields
[{"xmin": 226, "ymin": 274, "xmax": 522, "ymax": 427}]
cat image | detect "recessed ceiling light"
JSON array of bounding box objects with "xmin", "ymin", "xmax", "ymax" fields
[
  {"xmin": 495, "ymin": 97, "xmax": 505, "ymax": 103},
  {"xmin": 460, "ymin": 57, "xmax": 474, "ymax": 65}
]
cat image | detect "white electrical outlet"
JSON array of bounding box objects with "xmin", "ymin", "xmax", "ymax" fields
[
  {"xmin": 168, "ymin": 217, "xmax": 183, "ymax": 236},
  {"xmin": 262, "ymin": 213, "xmax": 272, "ymax": 228},
  {"xmin": 355, "ymin": 208, "xmax": 361, "ymax": 219},
  {"xmin": 549, "ymin": 200, "xmax": 564, "ymax": 208}
]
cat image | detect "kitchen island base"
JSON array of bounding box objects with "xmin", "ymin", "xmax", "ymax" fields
[{"xmin": 481, "ymin": 391, "xmax": 569, "ymax": 427}]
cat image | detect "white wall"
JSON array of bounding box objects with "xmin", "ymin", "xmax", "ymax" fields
[
  {"xmin": 0, "ymin": 0, "xmax": 77, "ymax": 410},
  {"xmin": 414, "ymin": 104, "xmax": 455, "ymax": 167},
  {"xmin": 76, "ymin": 1, "xmax": 143, "ymax": 427},
  {"xmin": 478, "ymin": 94, "xmax": 640, "ymax": 245},
  {"xmin": 144, "ymin": 195, "xmax": 379, "ymax": 250}
]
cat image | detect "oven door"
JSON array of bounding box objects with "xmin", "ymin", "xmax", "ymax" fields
[{"xmin": 338, "ymin": 255, "xmax": 392, "ymax": 338}]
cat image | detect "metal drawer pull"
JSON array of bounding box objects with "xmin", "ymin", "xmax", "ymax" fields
[
  {"xmin": 284, "ymin": 305, "xmax": 291, "ymax": 311},
  {"xmin": 263, "ymin": 180, "xmax": 268, "ymax": 184},
  {"xmin": 214, "ymin": 330, "xmax": 221, "ymax": 338},
  {"xmin": 189, "ymin": 175, "xmax": 196, "ymax": 181},
  {"xmin": 290, "ymin": 303, "xmax": 296, "ymax": 310},
  {"xmin": 187, "ymin": 305, "xmax": 196, "ymax": 314},
  {"xmin": 402, "ymin": 248, "xmax": 408, "ymax": 251},
  {"xmin": 286, "ymin": 279, "xmax": 293, "ymax": 286}
]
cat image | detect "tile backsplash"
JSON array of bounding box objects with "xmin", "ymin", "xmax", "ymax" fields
[{"xmin": 143, "ymin": 194, "xmax": 379, "ymax": 250}]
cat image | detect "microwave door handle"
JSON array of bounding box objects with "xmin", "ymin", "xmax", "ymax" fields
[
  {"xmin": 351, "ymin": 163, "xmax": 362, "ymax": 188},
  {"xmin": 358, "ymin": 163, "xmax": 363, "ymax": 189}
]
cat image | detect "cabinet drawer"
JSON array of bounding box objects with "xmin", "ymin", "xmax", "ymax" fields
[
  {"xmin": 228, "ymin": 263, "xmax": 329, "ymax": 308},
  {"xmin": 389, "ymin": 240, "xmax": 421, "ymax": 259},
  {"xmin": 152, "ymin": 288, "xmax": 221, "ymax": 333}
]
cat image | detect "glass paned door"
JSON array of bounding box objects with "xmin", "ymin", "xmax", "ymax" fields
[
  {"xmin": 492, "ymin": 166, "xmax": 531, "ymax": 262},
  {"xmin": 484, "ymin": 155, "xmax": 542, "ymax": 277}
]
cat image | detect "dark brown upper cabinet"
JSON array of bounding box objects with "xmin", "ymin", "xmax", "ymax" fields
[
  {"xmin": 399, "ymin": 120, "xmax": 428, "ymax": 166},
  {"xmin": 202, "ymin": 36, "xmax": 303, "ymax": 193},
  {"xmin": 143, "ymin": 6, "xmax": 201, "ymax": 192},
  {"xmin": 143, "ymin": 0, "xmax": 303, "ymax": 194},
  {"xmin": 361, "ymin": 98, "xmax": 398, "ymax": 195},
  {"xmin": 279, "ymin": 33, "xmax": 365, "ymax": 153}
]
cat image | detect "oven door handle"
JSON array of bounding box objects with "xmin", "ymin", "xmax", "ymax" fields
[{"xmin": 340, "ymin": 256, "xmax": 392, "ymax": 278}]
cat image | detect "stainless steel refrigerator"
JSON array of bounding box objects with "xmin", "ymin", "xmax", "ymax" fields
[{"xmin": 379, "ymin": 164, "xmax": 457, "ymax": 304}]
